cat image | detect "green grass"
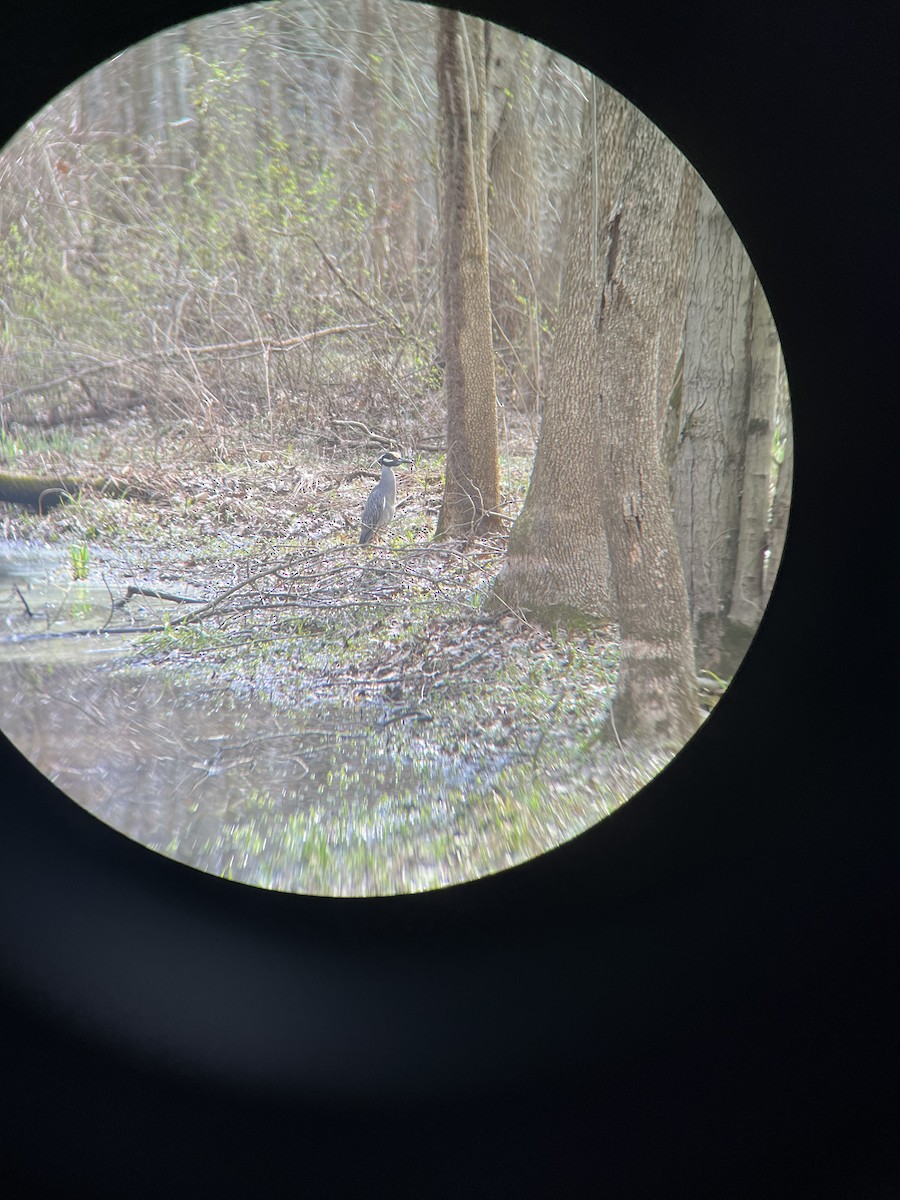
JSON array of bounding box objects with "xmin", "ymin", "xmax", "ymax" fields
[{"xmin": 69, "ymin": 543, "xmax": 90, "ymax": 581}]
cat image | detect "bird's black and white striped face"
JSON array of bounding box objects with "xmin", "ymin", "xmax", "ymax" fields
[{"xmin": 376, "ymin": 452, "xmax": 411, "ymax": 468}]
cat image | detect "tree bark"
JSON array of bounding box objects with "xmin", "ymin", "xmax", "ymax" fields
[
  {"xmin": 657, "ymin": 161, "xmax": 701, "ymax": 488},
  {"xmin": 764, "ymin": 352, "xmax": 793, "ymax": 604},
  {"xmin": 486, "ymin": 85, "xmax": 629, "ymax": 621},
  {"xmin": 728, "ymin": 276, "xmax": 779, "ymax": 630},
  {"xmin": 672, "ymin": 181, "xmax": 756, "ymax": 675},
  {"xmin": 596, "ymin": 112, "xmax": 702, "ymax": 750},
  {"xmin": 434, "ymin": 11, "xmax": 501, "ymax": 539}
]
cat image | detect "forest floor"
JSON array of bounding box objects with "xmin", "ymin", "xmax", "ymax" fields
[{"xmin": 0, "ymin": 408, "xmax": 675, "ymax": 895}]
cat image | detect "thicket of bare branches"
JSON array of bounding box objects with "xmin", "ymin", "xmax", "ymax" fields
[{"xmin": 0, "ymin": 0, "xmax": 585, "ymax": 445}]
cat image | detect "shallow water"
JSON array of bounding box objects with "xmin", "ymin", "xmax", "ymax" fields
[
  {"xmin": 2, "ymin": 659, "xmax": 384, "ymax": 859},
  {"xmin": 0, "ymin": 541, "xmax": 518, "ymax": 894},
  {"xmin": 1, "ymin": 538, "xmax": 638, "ymax": 895}
]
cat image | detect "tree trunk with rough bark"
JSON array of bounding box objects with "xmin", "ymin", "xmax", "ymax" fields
[
  {"xmin": 728, "ymin": 277, "xmax": 779, "ymax": 631},
  {"xmin": 764, "ymin": 353, "xmax": 793, "ymax": 604},
  {"xmin": 435, "ymin": 11, "xmax": 501, "ymax": 539},
  {"xmin": 657, "ymin": 161, "xmax": 701, "ymax": 488},
  {"xmin": 672, "ymin": 181, "xmax": 756, "ymax": 676},
  {"xmin": 596, "ymin": 113, "xmax": 702, "ymax": 750},
  {"xmin": 486, "ymin": 85, "xmax": 629, "ymax": 621}
]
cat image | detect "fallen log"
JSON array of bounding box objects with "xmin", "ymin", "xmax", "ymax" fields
[{"xmin": 0, "ymin": 471, "xmax": 160, "ymax": 512}]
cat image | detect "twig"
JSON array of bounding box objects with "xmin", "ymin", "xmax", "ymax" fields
[
  {"xmin": 311, "ymin": 237, "xmax": 404, "ymax": 334},
  {"xmin": 13, "ymin": 585, "xmax": 33, "ymax": 618},
  {"xmin": 124, "ymin": 585, "xmax": 207, "ymax": 605},
  {"xmin": 329, "ymin": 418, "xmax": 395, "ymax": 449},
  {"xmin": 1, "ymin": 623, "xmax": 169, "ymax": 645},
  {"xmin": 99, "ymin": 571, "xmax": 119, "ymax": 632},
  {"xmin": 163, "ymin": 562, "xmax": 299, "ymax": 627},
  {"xmin": 608, "ymin": 704, "xmax": 624, "ymax": 752}
]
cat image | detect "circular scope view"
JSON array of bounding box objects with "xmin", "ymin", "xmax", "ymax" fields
[{"xmin": 0, "ymin": 1, "xmax": 792, "ymax": 895}]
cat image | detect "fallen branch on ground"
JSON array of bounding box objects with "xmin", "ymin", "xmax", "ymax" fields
[{"xmin": 0, "ymin": 471, "xmax": 161, "ymax": 511}]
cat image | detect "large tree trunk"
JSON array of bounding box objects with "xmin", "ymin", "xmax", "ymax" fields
[
  {"xmin": 435, "ymin": 11, "xmax": 501, "ymax": 538},
  {"xmin": 672, "ymin": 181, "xmax": 756, "ymax": 676},
  {"xmin": 658, "ymin": 161, "xmax": 701, "ymax": 487},
  {"xmin": 764, "ymin": 353, "xmax": 793, "ymax": 604},
  {"xmin": 596, "ymin": 112, "xmax": 702, "ymax": 750},
  {"xmin": 486, "ymin": 85, "xmax": 629, "ymax": 621},
  {"xmin": 727, "ymin": 277, "xmax": 779, "ymax": 631}
]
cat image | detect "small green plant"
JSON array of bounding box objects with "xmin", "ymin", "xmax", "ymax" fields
[
  {"xmin": 0, "ymin": 430, "xmax": 19, "ymax": 462},
  {"xmin": 69, "ymin": 543, "xmax": 90, "ymax": 581}
]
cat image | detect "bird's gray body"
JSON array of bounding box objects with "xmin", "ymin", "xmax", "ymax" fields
[{"xmin": 359, "ymin": 452, "xmax": 411, "ymax": 545}]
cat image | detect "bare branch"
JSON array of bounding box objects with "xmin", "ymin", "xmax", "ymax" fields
[{"xmin": 1, "ymin": 325, "xmax": 375, "ymax": 404}]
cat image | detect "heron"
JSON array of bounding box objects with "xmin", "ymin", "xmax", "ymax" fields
[{"xmin": 359, "ymin": 451, "xmax": 412, "ymax": 545}]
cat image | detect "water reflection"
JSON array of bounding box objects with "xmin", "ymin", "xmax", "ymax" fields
[
  {"xmin": 1, "ymin": 542, "xmax": 125, "ymax": 653},
  {"xmin": 0, "ymin": 540, "xmax": 59, "ymax": 585}
]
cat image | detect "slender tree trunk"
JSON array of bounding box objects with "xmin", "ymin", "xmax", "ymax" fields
[
  {"xmin": 596, "ymin": 112, "xmax": 702, "ymax": 750},
  {"xmin": 343, "ymin": 0, "xmax": 388, "ymax": 291},
  {"xmin": 435, "ymin": 11, "xmax": 501, "ymax": 538},
  {"xmin": 160, "ymin": 26, "xmax": 192, "ymax": 190},
  {"xmin": 485, "ymin": 86, "xmax": 631, "ymax": 621},
  {"xmin": 728, "ymin": 277, "xmax": 779, "ymax": 630},
  {"xmin": 487, "ymin": 29, "xmax": 541, "ymax": 411},
  {"xmin": 535, "ymin": 49, "xmax": 584, "ymax": 332},
  {"xmin": 384, "ymin": 52, "xmax": 417, "ymax": 290}
]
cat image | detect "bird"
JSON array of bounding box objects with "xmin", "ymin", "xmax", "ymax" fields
[{"xmin": 359, "ymin": 451, "xmax": 412, "ymax": 545}]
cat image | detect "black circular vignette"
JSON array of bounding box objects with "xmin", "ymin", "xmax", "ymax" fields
[{"xmin": 1, "ymin": 1, "xmax": 897, "ymax": 1197}]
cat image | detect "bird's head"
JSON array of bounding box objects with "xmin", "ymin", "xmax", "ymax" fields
[{"xmin": 377, "ymin": 452, "xmax": 412, "ymax": 468}]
